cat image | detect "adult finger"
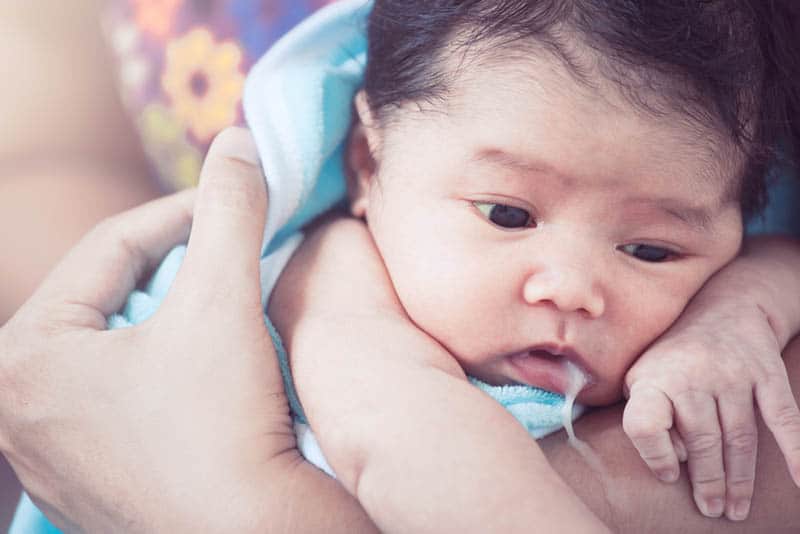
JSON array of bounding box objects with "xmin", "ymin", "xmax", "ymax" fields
[
  {"xmin": 717, "ymin": 389, "xmax": 758, "ymax": 521},
  {"xmin": 622, "ymin": 383, "xmax": 680, "ymax": 482},
  {"xmin": 23, "ymin": 189, "xmax": 195, "ymax": 329},
  {"xmin": 171, "ymin": 127, "xmax": 267, "ymax": 311},
  {"xmin": 673, "ymin": 390, "xmax": 726, "ymax": 518},
  {"xmin": 755, "ymin": 367, "xmax": 800, "ymax": 487}
]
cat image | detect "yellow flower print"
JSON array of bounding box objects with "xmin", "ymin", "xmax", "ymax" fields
[
  {"xmin": 133, "ymin": 0, "xmax": 182, "ymax": 39},
  {"xmin": 161, "ymin": 28, "xmax": 245, "ymax": 143},
  {"xmin": 139, "ymin": 104, "xmax": 203, "ymax": 189}
]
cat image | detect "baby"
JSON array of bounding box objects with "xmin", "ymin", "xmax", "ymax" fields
[
  {"xmin": 260, "ymin": 0, "xmax": 800, "ymax": 531},
  {"xmin": 14, "ymin": 0, "xmax": 799, "ymax": 532}
]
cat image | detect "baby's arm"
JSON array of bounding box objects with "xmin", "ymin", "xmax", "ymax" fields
[
  {"xmin": 269, "ymin": 216, "xmax": 608, "ymax": 533},
  {"xmin": 623, "ymin": 236, "xmax": 800, "ymax": 520}
]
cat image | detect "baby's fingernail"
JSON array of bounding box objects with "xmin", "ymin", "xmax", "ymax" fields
[
  {"xmin": 726, "ymin": 500, "xmax": 750, "ymax": 521},
  {"xmin": 702, "ymin": 498, "xmax": 724, "ymax": 517},
  {"xmin": 657, "ymin": 469, "xmax": 677, "ymax": 482}
]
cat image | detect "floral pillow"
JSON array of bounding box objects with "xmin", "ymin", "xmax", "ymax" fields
[{"xmin": 104, "ymin": 0, "xmax": 335, "ymax": 191}]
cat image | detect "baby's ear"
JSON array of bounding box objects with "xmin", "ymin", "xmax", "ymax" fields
[{"xmin": 346, "ymin": 90, "xmax": 381, "ymax": 218}]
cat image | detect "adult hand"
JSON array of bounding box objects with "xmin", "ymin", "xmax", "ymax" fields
[
  {"xmin": 0, "ymin": 128, "xmax": 296, "ymax": 532},
  {"xmin": 623, "ymin": 239, "xmax": 800, "ymax": 523}
]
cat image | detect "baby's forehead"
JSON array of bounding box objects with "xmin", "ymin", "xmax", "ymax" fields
[{"xmin": 438, "ymin": 40, "xmax": 747, "ymax": 199}]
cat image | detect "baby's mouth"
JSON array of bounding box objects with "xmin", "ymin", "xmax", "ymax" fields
[
  {"xmin": 507, "ymin": 346, "xmax": 592, "ymax": 396},
  {"xmin": 527, "ymin": 348, "xmax": 563, "ymax": 361}
]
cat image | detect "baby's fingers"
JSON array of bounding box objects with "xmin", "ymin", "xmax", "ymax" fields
[
  {"xmin": 673, "ymin": 391, "xmax": 726, "ymax": 518},
  {"xmin": 623, "ymin": 384, "xmax": 680, "ymax": 482},
  {"xmin": 670, "ymin": 428, "xmax": 687, "ymax": 462},
  {"xmin": 755, "ymin": 368, "xmax": 800, "ymax": 487},
  {"xmin": 718, "ymin": 389, "xmax": 758, "ymax": 521}
]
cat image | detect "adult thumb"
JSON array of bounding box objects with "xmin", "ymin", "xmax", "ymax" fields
[{"xmin": 171, "ymin": 127, "xmax": 268, "ymax": 312}]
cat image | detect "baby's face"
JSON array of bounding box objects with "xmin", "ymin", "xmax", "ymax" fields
[{"xmin": 355, "ymin": 52, "xmax": 743, "ymax": 405}]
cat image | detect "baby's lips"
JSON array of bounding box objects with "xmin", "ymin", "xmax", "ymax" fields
[
  {"xmin": 507, "ymin": 350, "xmax": 572, "ymax": 396},
  {"xmin": 521, "ymin": 344, "xmax": 595, "ymax": 389}
]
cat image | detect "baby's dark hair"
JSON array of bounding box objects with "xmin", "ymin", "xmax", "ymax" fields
[{"xmin": 363, "ymin": 0, "xmax": 800, "ymax": 218}]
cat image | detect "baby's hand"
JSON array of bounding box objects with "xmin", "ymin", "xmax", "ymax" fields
[{"xmin": 623, "ymin": 291, "xmax": 800, "ymax": 522}]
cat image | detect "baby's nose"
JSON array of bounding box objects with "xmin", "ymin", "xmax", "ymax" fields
[{"xmin": 522, "ymin": 264, "xmax": 605, "ymax": 318}]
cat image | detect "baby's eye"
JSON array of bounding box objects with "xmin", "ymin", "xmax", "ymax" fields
[
  {"xmin": 474, "ymin": 202, "xmax": 534, "ymax": 229},
  {"xmin": 618, "ymin": 244, "xmax": 675, "ymax": 263}
]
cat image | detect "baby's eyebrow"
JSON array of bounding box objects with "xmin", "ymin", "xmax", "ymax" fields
[
  {"xmin": 471, "ymin": 147, "xmax": 719, "ymax": 231},
  {"xmin": 471, "ymin": 148, "xmax": 553, "ymax": 176},
  {"xmin": 628, "ymin": 196, "xmax": 715, "ymax": 231}
]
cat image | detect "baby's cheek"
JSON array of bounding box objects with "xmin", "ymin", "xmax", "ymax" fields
[
  {"xmin": 398, "ymin": 265, "xmax": 492, "ymax": 350},
  {"xmin": 627, "ymin": 290, "xmax": 687, "ymax": 348}
]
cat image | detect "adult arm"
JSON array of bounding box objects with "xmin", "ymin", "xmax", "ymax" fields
[
  {"xmin": 270, "ymin": 216, "xmax": 608, "ymax": 533},
  {"xmin": 0, "ymin": 130, "xmax": 377, "ymax": 533}
]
